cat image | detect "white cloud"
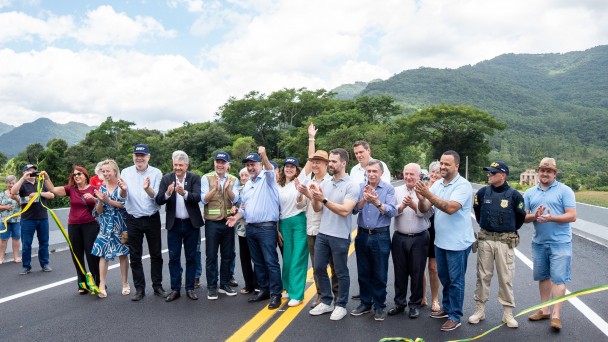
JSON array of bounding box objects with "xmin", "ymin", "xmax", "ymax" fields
[
  {"xmin": 0, "ymin": 0, "xmax": 13, "ymax": 9},
  {"xmin": 0, "ymin": 11, "xmax": 74, "ymax": 44}
]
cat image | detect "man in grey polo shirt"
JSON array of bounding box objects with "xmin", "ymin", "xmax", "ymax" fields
[{"xmin": 308, "ymin": 148, "xmax": 359, "ymax": 321}]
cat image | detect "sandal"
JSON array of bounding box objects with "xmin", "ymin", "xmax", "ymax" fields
[
  {"xmin": 78, "ymin": 289, "xmax": 87, "ymax": 295},
  {"xmin": 98, "ymin": 290, "xmax": 107, "ymax": 298},
  {"xmin": 14, "ymin": 258, "xmax": 22, "ymax": 263},
  {"xmin": 122, "ymin": 286, "xmax": 131, "ymax": 296},
  {"xmin": 431, "ymin": 300, "xmax": 441, "ymax": 313},
  {"xmin": 240, "ymin": 287, "xmax": 252, "ymax": 294},
  {"xmin": 420, "ymin": 299, "xmax": 428, "ymax": 307}
]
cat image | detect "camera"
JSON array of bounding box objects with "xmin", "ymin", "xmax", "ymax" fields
[{"xmin": 30, "ymin": 171, "xmax": 40, "ymax": 177}]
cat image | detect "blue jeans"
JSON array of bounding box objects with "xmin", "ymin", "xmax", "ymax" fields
[
  {"xmin": 355, "ymin": 229, "xmax": 391, "ymax": 309},
  {"xmin": 195, "ymin": 236, "xmax": 202, "ymax": 279},
  {"xmin": 20, "ymin": 219, "xmax": 50, "ymax": 270},
  {"xmin": 246, "ymin": 224, "xmax": 283, "ymax": 296},
  {"xmin": 168, "ymin": 220, "xmax": 199, "ymax": 291},
  {"xmin": 314, "ymin": 233, "xmax": 350, "ymax": 308},
  {"xmin": 205, "ymin": 220, "xmax": 235, "ymax": 288},
  {"xmin": 435, "ymin": 245, "xmax": 471, "ymax": 323}
]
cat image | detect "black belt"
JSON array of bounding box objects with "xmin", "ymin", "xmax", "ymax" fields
[
  {"xmin": 249, "ymin": 221, "xmax": 277, "ymax": 227},
  {"xmin": 358, "ymin": 226, "xmax": 389, "ymax": 235},
  {"xmin": 127, "ymin": 212, "xmax": 159, "ymax": 220},
  {"xmin": 175, "ymin": 218, "xmax": 191, "ymax": 222},
  {"xmin": 395, "ymin": 230, "xmax": 427, "ymax": 237}
]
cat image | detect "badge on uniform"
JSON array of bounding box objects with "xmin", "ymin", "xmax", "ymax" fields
[{"xmin": 500, "ymin": 199, "xmax": 509, "ymax": 208}]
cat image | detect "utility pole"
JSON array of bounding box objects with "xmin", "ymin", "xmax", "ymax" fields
[{"xmin": 465, "ymin": 155, "xmax": 469, "ymax": 179}]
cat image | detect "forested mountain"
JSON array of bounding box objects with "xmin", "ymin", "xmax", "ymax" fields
[
  {"xmin": 0, "ymin": 118, "xmax": 93, "ymax": 157},
  {"xmin": 0, "ymin": 122, "xmax": 14, "ymax": 136},
  {"xmin": 334, "ymin": 45, "xmax": 608, "ymax": 176}
]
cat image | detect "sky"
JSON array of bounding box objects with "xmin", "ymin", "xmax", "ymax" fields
[{"xmin": 0, "ymin": 0, "xmax": 606, "ymax": 131}]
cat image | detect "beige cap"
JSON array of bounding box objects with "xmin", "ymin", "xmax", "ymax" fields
[
  {"xmin": 308, "ymin": 150, "xmax": 329, "ymax": 162},
  {"xmin": 538, "ymin": 157, "xmax": 558, "ymax": 171}
]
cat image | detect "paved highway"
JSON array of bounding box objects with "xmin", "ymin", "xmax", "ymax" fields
[{"xmin": 1, "ymin": 189, "xmax": 607, "ymax": 341}]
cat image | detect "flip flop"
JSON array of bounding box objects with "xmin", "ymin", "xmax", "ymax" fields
[
  {"xmin": 432, "ymin": 300, "xmax": 441, "ymax": 312},
  {"xmin": 122, "ymin": 286, "xmax": 131, "ymax": 296}
]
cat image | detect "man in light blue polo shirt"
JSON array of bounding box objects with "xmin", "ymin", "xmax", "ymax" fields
[
  {"xmin": 416, "ymin": 150, "xmax": 475, "ymax": 332},
  {"xmin": 524, "ymin": 157, "xmax": 576, "ymax": 331},
  {"xmin": 227, "ymin": 146, "xmax": 282, "ymax": 310}
]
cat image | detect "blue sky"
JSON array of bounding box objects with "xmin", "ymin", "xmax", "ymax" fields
[{"xmin": 0, "ymin": 0, "xmax": 606, "ymax": 130}]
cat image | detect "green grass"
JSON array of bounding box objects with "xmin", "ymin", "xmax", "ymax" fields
[{"xmin": 575, "ymin": 191, "xmax": 608, "ymax": 208}]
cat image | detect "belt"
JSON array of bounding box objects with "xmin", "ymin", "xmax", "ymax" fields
[
  {"xmin": 395, "ymin": 230, "xmax": 426, "ymax": 237},
  {"xmin": 358, "ymin": 226, "xmax": 389, "ymax": 235},
  {"xmin": 127, "ymin": 212, "xmax": 159, "ymax": 219},
  {"xmin": 175, "ymin": 217, "xmax": 191, "ymax": 222},
  {"xmin": 249, "ymin": 221, "xmax": 277, "ymax": 227}
]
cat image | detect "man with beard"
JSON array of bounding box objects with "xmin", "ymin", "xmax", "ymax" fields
[
  {"xmin": 416, "ymin": 150, "xmax": 475, "ymax": 331},
  {"xmin": 119, "ymin": 144, "xmax": 168, "ymax": 301},
  {"xmin": 156, "ymin": 151, "xmax": 204, "ymax": 302},
  {"xmin": 308, "ymin": 148, "xmax": 359, "ymax": 321},
  {"xmin": 524, "ymin": 158, "xmax": 576, "ymax": 331}
]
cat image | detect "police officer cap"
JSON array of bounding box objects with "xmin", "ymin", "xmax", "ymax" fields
[{"xmin": 483, "ymin": 160, "xmax": 509, "ymax": 175}]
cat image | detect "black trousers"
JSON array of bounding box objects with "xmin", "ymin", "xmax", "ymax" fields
[
  {"xmin": 238, "ymin": 235, "xmax": 257, "ymax": 291},
  {"xmin": 391, "ymin": 231, "xmax": 429, "ymax": 308},
  {"xmin": 68, "ymin": 221, "xmax": 100, "ymax": 287},
  {"xmin": 127, "ymin": 212, "xmax": 163, "ymax": 292}
]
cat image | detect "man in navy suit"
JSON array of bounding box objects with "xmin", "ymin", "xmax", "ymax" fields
[{"xmin": 156, "ymin": 150, "xmax": 205, "ymax": 301}]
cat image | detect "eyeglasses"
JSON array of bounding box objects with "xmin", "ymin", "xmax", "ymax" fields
[{"xmin": 73, "ymin": 172, "xmax": 83, "ymax": 177}]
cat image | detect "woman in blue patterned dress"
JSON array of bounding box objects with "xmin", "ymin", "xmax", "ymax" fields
[
  {"xmin": 0, "ymin": 175, "xmax": 22, "ymax": 264},
  {"xmin": 92, "ymin": 159, "xmax": 130, "ymax": 298}
]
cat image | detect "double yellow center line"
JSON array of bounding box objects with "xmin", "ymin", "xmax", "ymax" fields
[{"xmin": 227, "ymin": 229, "xmax": 359, "ymax": 342}]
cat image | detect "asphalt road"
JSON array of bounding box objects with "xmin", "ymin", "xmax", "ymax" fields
[{"xmin": 1, "ymin": 192, "xmax": 607, "ymax": 341}]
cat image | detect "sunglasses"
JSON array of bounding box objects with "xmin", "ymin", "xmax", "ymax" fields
[{"xmin": 73, "ymin": 172, "xmax": 83, "ymax": 177}]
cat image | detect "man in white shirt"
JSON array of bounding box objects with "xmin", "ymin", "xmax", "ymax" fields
[{"xmin": 350, "ymin": 140, "xmax": 391, "ymax": 185}]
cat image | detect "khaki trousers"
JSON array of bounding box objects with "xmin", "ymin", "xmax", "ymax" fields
[{"xmin": 473, "ymin": 239, "xmax": 515, "ymax": 307}]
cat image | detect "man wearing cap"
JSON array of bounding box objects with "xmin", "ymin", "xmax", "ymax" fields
[
  {"xmin": 524, "ymin": 158, "xmax": 576, "ymax": 331},
  {"xmin": 416, "ymin": 150, "xmax": 475, "ymax": 331},
  {"xmin": 351, "ymin": 159, "xmax": 397, "ymax": 321},
  {"xmin": 156, "ymin": 151, "xmax": 204, "ymax": 302},
  {"xmin": 226, "ymin": 146, "xmax": 282, "ymax": 310},
  {"xmin": 201, "ymin": 151, "xmax": 239, "ymax": 300},
  {"xmin": 118, "ymin": 144, "xmax": 167, "ymax": 301},
  {"xmin": 295, "ymin": 123, "xmax": 338, "ymax": 308},
  {"xmin": 308, "ymin": 148, "xmax": 359, "ymax": 321},
  {"xmin": 11, "ymin": 164, "xmax": 55, "ymax": 274},
  {"xmin": 468, "ymin": 160, "xmax": 525, "ymax": 328}
]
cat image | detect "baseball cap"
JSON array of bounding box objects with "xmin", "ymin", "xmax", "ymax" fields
[
  {"xmin": 284, "ymin": 157, "xmax": 299, "ymax": 167},
  {"xmin": 23, "ymin": 164, "xmax": 37, "ymax": 172},
  {"xmin": 270, "ymin": 161, "xmax": 278, "ymax": 169},
  {"xmin": 214, "ymin": 151, "xmax": 231, "ymax": 163},
  {"xmin": 483, "ymin": 160, "xmax": 509, "ymax": 175},
  {"xmin": 133, "ymin": 144, "xmax": 150, "ymax": 155},
  {"xmin": 242, "ymin": 152, "xmax": 261, "ymax": 163},
  {"xmin": 308, "ymin": 150, "xmax": 329, "ymax": 163}
]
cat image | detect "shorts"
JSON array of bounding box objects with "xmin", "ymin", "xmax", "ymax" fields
[
  {"xmin": 0, "ymin": 221, "xmax": 21, "ymax": 240},
  {"xmin": 531, "ymin": 242, "xmax": 572, "ymax": 285}
]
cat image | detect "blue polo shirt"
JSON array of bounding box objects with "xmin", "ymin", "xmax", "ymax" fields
[
  {"xmin": 430, "ymin": 174, "xmax": 475, "ymax": 251},
  {"xmin": 239, "ymin": 169, "xmax": 280, "ymax": 223},
  {"xmin": 524, "ymin": 180, "xmax": 576, "ymax": 244},
  {"xmin": 353, "ymin": 180, "xmax": 397, "ymax": 229}
]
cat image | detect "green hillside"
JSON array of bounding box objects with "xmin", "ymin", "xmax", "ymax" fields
[{"xmin": 0, "ymin": 118, "xmax": 94, "ymax": 157}]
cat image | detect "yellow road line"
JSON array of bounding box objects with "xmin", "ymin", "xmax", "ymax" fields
[{"xmin": 255, "ymin": 228, "xmax": 359, "ymax": 341}]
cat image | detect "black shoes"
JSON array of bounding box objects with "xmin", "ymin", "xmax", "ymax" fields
[
  {"xmin": 228, "ymin": 275, "xmax": 238, "ymax": 288},
  {"xmin": 186, "ymin": 290, "xmax": 198, "ymax": 300},
  {"xmin": 268, "ymin": 295, "xmax": 281, "ymax": 310},
  {"xmin": 132, "ymin": 290, "xmax": 145, "ymax": 301},
  {"xmin": 248, "ymin": 291, "xmax": 270, "ymax": 303},
  {"xmin": 388, "ymin": 306, "xmax": 405, "ymax": 316},
  {"xmin": 409, "ymin": 307, "xmax": 420, "ymax": 319},
  {"xmin": 154, "ymin": 287, "xmax": 169, "ymax": 298},
  {"xmin": 351, "ymin": 304, "xmax": 372, "ymax": 316},
  {"xmin": 219, "ymin": 284, "xmax": 237, "ymax": 296},
  {"xmin": 166, "ymin": 291, "xmax": 180, "ymax": 302}
]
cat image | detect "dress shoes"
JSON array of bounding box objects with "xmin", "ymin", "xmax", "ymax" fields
[
  {"xmin": 166, "ymin": 291, "xmax": 180, "ymax": 302},
  {"xmin": 154, "ymin": 287, "xmax": 169, "ymax": 298},
  {"xmin": 409, "ymin": 307, "xmax": 420, "ymax": 319},
  {"xmin": 186, "ymin": 290, "xmax": 198, "ymax": 300},
  {"xmin": 248, "ymin": 291, "xmax": 270, "ymax": 303},
  {"xmin": 387, "ymin": 306, "xmax": 405, "ymax": 316},
  {"xmin": 131, "ymin": 290, "xmax": 145, "ymax": 301},
  {"xmin": 268, "ymin": 295, "xmax": 282, "ymax": 310}
]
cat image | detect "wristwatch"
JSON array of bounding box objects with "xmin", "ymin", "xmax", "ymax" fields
[{"xmin": 322, "ymin": 198, "xmax": 328, "ymax": 205}]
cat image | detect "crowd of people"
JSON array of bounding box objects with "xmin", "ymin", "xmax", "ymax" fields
[{"xmin": 0, "ymin": 124, "xmax": 577, "ymax": 333}]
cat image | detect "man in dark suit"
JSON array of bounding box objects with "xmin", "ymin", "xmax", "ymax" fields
[{"xmin": 156, "ymin": 150, "xmax": 205, "ymax": 301}]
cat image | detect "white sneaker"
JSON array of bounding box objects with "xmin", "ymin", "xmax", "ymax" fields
[
  {"xmin": 309, "ymin": 302, "xmax": 334, "ymax": 316},
  {"xmin": 330, "ymin": 306, "xmax": 347, "ymax": 320},
  {"xmin": 288, "ymin": 299, "xmax": 302, "ymax": 307}
]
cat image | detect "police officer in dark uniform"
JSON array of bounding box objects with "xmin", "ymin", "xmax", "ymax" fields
[{"xmin": 469, "ymin": 161, "xmax": 525, "ymax": 328}]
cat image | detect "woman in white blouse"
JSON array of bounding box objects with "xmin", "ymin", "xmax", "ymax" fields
[{"xmin": 277, "ymin": 157, "xmax": 308, "ymax": 307}]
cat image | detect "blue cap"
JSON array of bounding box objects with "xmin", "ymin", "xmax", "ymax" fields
[
  {"xmin": 270, "ymin": 161, "xmax": 278, "ymax": 169},
  {"xmin": 484, "ymin": 160, "xmax": 509, "ymax": 176},
  {"xmin": 242, "ymin": 152, "xmax": 261, "ymax": 163},
  {"xmin": 214, "ymin": 151, "xmax": 231, "ymax": 163},
  {"xmin": 133, "ymin": 144, "xmax": 150, "ymax": 155},
  {"xmin": 284, "ymin": 157, "xmax": 299, "ymax": 167},
  {"xmin": 22, "ymin": 164, "xmax": 37, "ymax": 172}
]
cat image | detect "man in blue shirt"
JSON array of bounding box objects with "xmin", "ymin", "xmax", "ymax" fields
[
  {"xmin": 227, "ymin": 146, "xmax": 282, "ymax": 310},
  {"xmin": 416, "ymin": 150, "xmax": 475, "ymax": 332},
  {"xmin": 350, "ymin": 159, "xmax": 397, "ymax": 321},
  {"xmin": 118, "ymin": 144, "xmax": 167, "ymax": 301},
  {"xmin": 524, "ymin": 157, "xmax": 576, "ymax": 331}
]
